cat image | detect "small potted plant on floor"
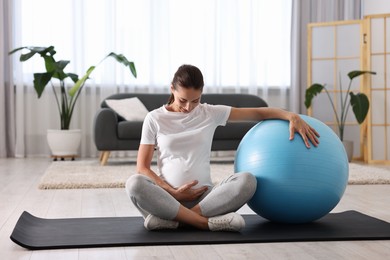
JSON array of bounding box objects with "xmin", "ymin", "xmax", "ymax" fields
[
  {"xmin": 10, "ymin": 46, "xmax": 137, "ymax": 160},
  {"xmin": 305, "ymin": 70, "xmax": 376, "ymax": 161}
]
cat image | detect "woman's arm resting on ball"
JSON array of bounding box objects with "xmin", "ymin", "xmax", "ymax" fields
[
  {"xmin": 136, "ymin": 144, "xmax": 208, "ymax": 201},
  {"xmin": 228, "ymin": 107, "xmax": 320, "ymax": 148}
]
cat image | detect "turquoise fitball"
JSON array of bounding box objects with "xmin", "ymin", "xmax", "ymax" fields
[{"xmin": 234, "ymin": 115, "xmax": 349, "ymax": 224}]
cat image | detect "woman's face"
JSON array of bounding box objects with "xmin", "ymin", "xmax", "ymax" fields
[{"xmin": 171, "ymin": 85, "xmax": 202, "ymax": 113}]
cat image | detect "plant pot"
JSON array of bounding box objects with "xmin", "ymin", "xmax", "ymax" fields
[
  {"xmin": 342, "ymin": 140, "xmax": 353, "ymax": 162},
  {"xmin": 47, "ymin": 129, "xmax": 81, "ymax": 157}
]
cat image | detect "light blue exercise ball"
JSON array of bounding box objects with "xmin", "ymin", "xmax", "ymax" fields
[{"xmin": 234, "ymin": 115, "xmax": 349, "ymax": 224}]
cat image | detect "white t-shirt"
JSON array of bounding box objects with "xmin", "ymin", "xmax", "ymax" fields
[{"xmin": 140, "ymin": 103, "xmax": 231, "ymax": 189}]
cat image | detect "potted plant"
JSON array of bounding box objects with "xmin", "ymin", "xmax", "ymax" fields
[
  {"xmin": 305, "ymin": 70, "xmax": 376, "ymax": 161},
  {"xmin": 9, "ymin": 46, "xmax": 137, "ymax": 159}
]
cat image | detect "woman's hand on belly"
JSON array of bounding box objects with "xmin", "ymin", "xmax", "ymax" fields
[{"xmin": 171, "ymin": 180, "xmax": 208, "ymax": 202}]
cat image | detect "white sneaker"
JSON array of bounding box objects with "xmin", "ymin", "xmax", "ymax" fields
[
  {"xmin": 208, "ymin": 212, "xmax": 245, "ymax": 232},
  {"xmin": 144, "ymin": 214, "xmax": 179, "ymax": 230}
]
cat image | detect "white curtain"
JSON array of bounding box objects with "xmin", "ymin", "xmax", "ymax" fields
[
  {"xmin": 10, "ymin": 0, "xmax": 292, "ymax": 158},
  {"xmin": 0, "ymin": 0, "xmax": 16, "ymax": 157}
]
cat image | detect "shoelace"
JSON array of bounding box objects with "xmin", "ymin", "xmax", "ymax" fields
[{"xmin": 210, "ymin": 217, "xmax": 235, "ymax": 231}]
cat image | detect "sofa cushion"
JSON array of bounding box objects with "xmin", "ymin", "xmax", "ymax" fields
[
  {"xmin": 102, "ymin": 93, "xmax": 170, "ymax": 112},
  {"xmin": 118, "ymin": 121, "xmax": 144, "ymax": 139},
  {"xmin": 105, "ymin": 97, "xmax": 149, "ymax": 121}
]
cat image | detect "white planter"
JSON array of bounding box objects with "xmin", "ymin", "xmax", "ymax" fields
[{"xmin": 47, "ymin": 129, "xmax": 81, "ymax": 157}]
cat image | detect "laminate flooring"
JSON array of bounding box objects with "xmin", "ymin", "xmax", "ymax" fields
[{"xmin": 1, "ymin": 158, "xmax": 389, "ymax": 260}]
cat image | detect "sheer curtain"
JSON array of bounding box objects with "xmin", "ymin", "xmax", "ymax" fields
[
  {"xmin": 0, "ymin": 0, "xmax": 16, "ymax": 157},
  {"xmin": 10, "ymin": 0, "xmax": 292, "ymax": 158}
]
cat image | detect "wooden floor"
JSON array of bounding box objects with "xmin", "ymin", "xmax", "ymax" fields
[{"xmin": 0, "ymin": 158, "xmax": 389, "ymax": 260}]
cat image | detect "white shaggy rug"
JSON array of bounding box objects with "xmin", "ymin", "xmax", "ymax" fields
[{"xmin": 38, "ymin": 160, "xmax": 390, "ymax": 189}]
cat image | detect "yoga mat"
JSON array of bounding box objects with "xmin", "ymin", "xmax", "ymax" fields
[{"xmin": 10, "ymin": 211, "xmax": 390, "ymax": 250}]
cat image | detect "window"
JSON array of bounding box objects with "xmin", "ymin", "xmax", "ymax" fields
[{"xmin": 18, "ymin": 0, "xmax": 292, "ymax": 90}]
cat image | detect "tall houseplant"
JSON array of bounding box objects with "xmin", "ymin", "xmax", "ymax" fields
[
  {"xmin": 10, "ymin": 46, "xmax": 137, "ymax": 130},
  {"xmin": 10, "ymin": 46, "xmax": 137, "ymax": 158},
  {"xmin": 305, "ymin": 70, "xmax": 376, "ymax": 160}
]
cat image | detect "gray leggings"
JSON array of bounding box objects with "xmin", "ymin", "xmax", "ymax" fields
[{"xmin": 125, "ymin": 172, "xmax": 257, "ymax": 220}]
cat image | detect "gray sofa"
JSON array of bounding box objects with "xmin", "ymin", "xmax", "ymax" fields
[{"xmin": 94, "ymin": 93, "xmax": 268, "ymax": 165}]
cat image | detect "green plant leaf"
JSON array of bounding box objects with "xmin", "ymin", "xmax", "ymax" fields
[
  {"xmin": 129, "ymin": 62, "xmax": 137, "ymax": 78},
  {"xmin": 56, "ymin": 60, "xmax": 70, "ymax": 71},
  {"xmin": 30, "ymin": 46, "xmax": 56, "ymax": 56},
  {"xmin": 107, "ymin": 52, "xmax": 137, "ymax": 78},
  {"xmin": 51, "ymin": 60, "xmax": 71, "ymax": 80},
  {"xmin": 349, "ymin": 92, "xmax": 369, "ymax": 124},
  {"xmin": 42, "ymin": 46, "xmax": 56, "ymax": 56},
  {"xmin": 10, "ymin": 46, "xmax": 56, "ymax": 61},
  {"xmin": 43, "ymin": 56, "xmax": 57, "ymax": 72},
  {"xmin": 20, "ymin": 51, "xmax": 37, "ymax": 61},
  {"xmin": 67, "ymin": 73, "xmax": 79, "ymax": 83},
  {"xmin": 68, "ymin": 66, "xmax": 96, "ymax": 97},
  {"xmin": 33, "ymin": 73, "xmax": 52, "ymax": 98},
  {"xmin": 29, "ymin": 46, "xmax": 53, "ymax": 53},
  {"xmin": 304, "ymin": 83, "xmax": 325, "ymax": 108},
  {"xmin": 8, "ymin": 46, "xmax": 26, "ymax": 55},
  {"xmin": 347, "ymin": 70, "xmax": 376, "ymax": 80}
]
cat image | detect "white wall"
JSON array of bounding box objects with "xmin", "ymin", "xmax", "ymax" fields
[{"xmin": 363, "ymin": 0, "xmax": 390, "ymax": 16}]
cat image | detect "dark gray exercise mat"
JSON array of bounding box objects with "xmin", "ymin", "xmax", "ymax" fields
[{"xmin": 10, "ymin": 211, "xmax": 390, "ymax": 250}]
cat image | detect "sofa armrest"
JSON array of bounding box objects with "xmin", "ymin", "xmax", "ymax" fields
[{"xmin": 94, "ymin": 108, "xmax": 120, "ymax": 150}]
